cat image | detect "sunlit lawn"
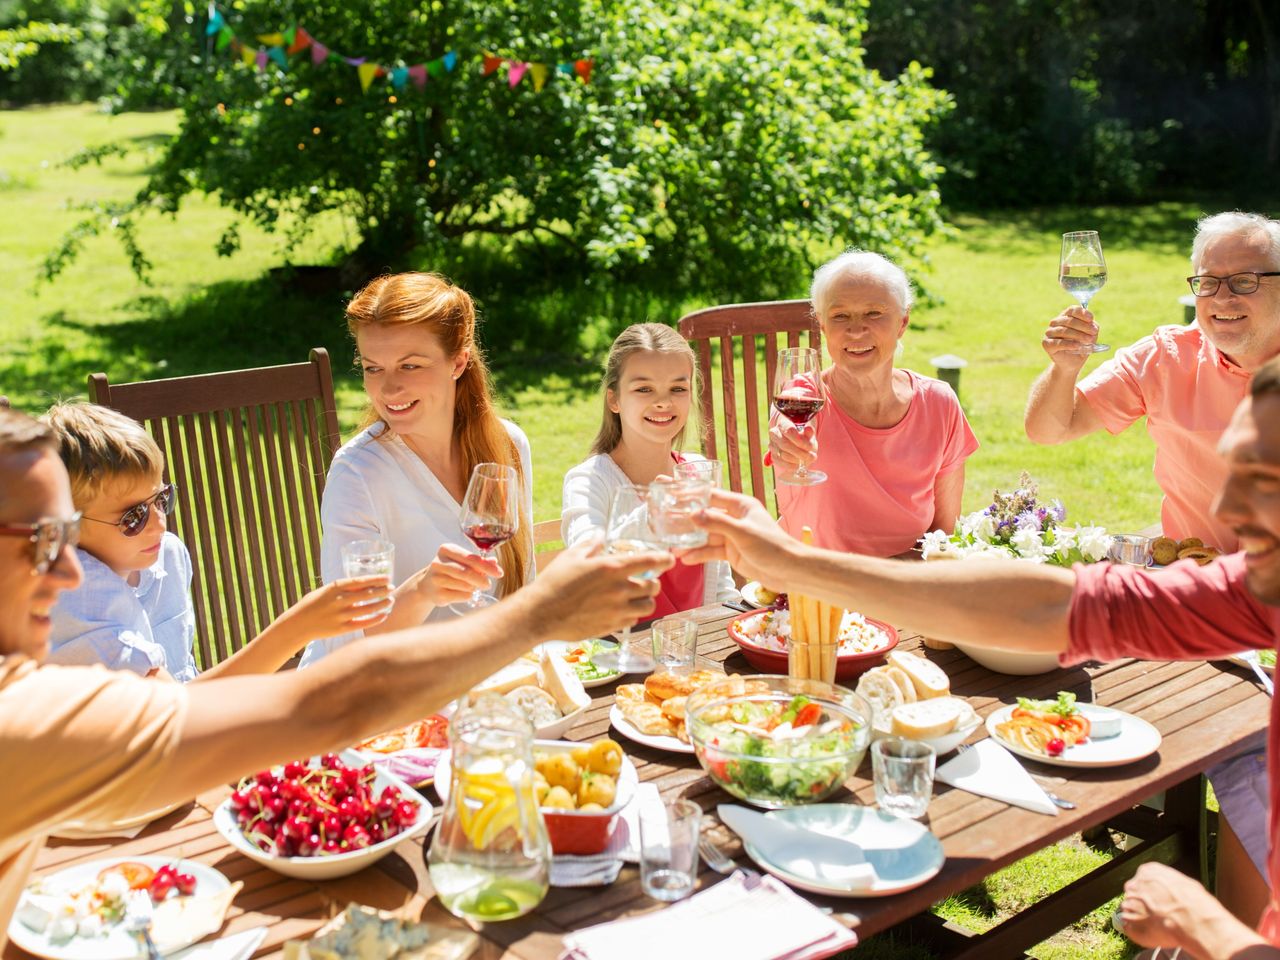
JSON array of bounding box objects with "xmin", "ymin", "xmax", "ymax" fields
[{"xmin": 0, "ymin": 103, "xmax": 1249, "ymax": 960}]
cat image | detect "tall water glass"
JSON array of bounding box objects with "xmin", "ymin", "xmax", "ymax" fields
[
  {"xmin": 341, "ymin": 539, "xmax": 395, "ymax": 621},
  {"xmin": 674, "ymin": 459, "xmax": 723, "ymax": 488},
  {"xmin": 648, "ymin": 478, "xmax": 711, "ymax": 548},
  {"xmin": 640, "ymin": 798, "xmax": 701, "ymax": 902}
]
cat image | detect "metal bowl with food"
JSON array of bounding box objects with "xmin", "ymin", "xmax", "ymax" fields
[{"xmin": 685, "ymin": 675, "xmax": 871, "ymax": 809}]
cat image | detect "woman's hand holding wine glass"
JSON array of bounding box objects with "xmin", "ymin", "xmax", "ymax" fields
[
  {"xmin": 771, "ymin": 346, "xmax": 827, "ymax": 487},
  {"xmin": 450, "ymin": 462, "xmax": 519, "ymax": 614}
]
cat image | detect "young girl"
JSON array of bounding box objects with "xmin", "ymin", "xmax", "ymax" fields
[{"xmin": 562, "ymin": 323, "xmax": 736, "ymax": 616}]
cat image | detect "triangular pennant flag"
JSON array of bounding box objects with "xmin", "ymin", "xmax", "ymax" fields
[
  {"xmin": 344, "ymin": 55, "xmax": 367, "ymax": 66},
  {"xmin": 529, "ymin": 62, "xmax": 549, "ymax": 92},
  {"xmin": 240, "ymin": 44, "xmax": 256, "ymax": 66},
  {"xmin": 255, "ymin": 48, "xmax": 268, "ymax": 71},
  {"xmin": 508, "ymin": 61, "xmax": 528, "ymax": 87},
  {"xmin": 256, "ymin": 32, "xmax": 284, "ymax": 46},
  {"xmin": 408, "ymin": 64, "xmax": 427, "ymax": 88},
  {"xmin": 390, "ymin": 66, "xmax": 409, "ymax": 89},
  {"xmin": 442, "ymin": 50, "xmax": 458, "ymax": 71},
  {"xmin": 574, "ymin": 58, "xmax": 593, "ymax": 83},
  {"xmin": 357, "ymin": 62, "xmax": 380, "ymax": 92},
  {"xmin": 482, "ymin": 52, "xmax": 502, "ymax": 76},
  {"xmin": 205, "ymin": 9, "xmax": 225, "ymax": 36},
  {"xmin": 311, "ymin": 41, "xmax": 329, "ymax": 64},
  {"xmin": 556, "ymin": 61, "xmax": 575, "ymax": 75},
  {"xmin": 283, "ymin": 25, "xmax": 296, "ymax": 47},
  {"xmin": 426, "ymin": 58, "xmax": 445, "ymax": 79},
  {"xmin": 215, "ymin": 26, "xmax": 233, "ymax": 51},
  {"xmin": 287, "ymin": 26, "xmax": 311, "ymax": 54},
  {"xmin": 268, "ymin": 46, "xmax": 288, "ymax": 69}
]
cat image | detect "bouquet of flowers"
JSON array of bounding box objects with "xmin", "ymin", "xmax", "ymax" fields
[{"xmin": 919, "ymin": 473, "xmax": 1111, "ymax": 566}]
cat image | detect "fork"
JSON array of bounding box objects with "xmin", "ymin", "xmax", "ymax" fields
[
  {"xmin": 698, "ymin": 834, "xmax": 760, "ymax": 881},
  {"xmin": 954, "ymin": 743, "xmax": 1077, "ymax": 810},
  {"xmin": 1238, "ymin": 650, "xmax": 1274, "ymax": 697},
  {"xmin": 123, "ymin": 890, "xmax": 163, "ymax": 960}
]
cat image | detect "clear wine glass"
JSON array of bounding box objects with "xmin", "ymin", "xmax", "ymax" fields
[
  {"xmin": 450, "ymin": 462, "xmax": 519, "ymax": 614},
  {"xmin": 773, "ymin": 346, "xmax": 827, "ymax": 486},
  {"xmin": 1059, "ymin": 230, "xmax": 1110, "ymax": 354},
  {"xmin": 592, "ymin": 484, "xmax": 666, "ymax": 674}
]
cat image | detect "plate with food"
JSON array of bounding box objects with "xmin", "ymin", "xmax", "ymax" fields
[
  {"xmin": 352, "ymin": 713, "xmax": 451, "ymax": 787},
  {"xmin": 738, "ymin": 581, "xmax": 785, "ymax": 609},
  {"xmin": 728, "ymin": 607, "xmax": 898, "ymax": 681},
  {"xmin": 535, "ymin": 639, "xmax": 622, "ymax": 688},
  {"xmin": 9, "ymin": 857, "xmax": 238, "ymax": 960},
  {"xmin": 608, "ymin": 668, "xmax": 731, "ymax": 754},
  {"xmin": 986, "ymin": 692, "xmax": 1161, "ymax": 768},
  {"xmin": 470, "ymin": 650, "xmax": 591, "ymax": 740},
  {"xmin": 1226, "ymin": 648, "xmax": 1276, "ymax": 676}
]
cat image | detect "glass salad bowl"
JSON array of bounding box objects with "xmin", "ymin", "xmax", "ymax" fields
[{"xmin": 685, "ymin": 675, "xmax": 871, "ymax": 809}]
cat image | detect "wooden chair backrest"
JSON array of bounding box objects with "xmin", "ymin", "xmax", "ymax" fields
[
  {"xmin": 533, "ymin": 517, "xmax": 565, "ymax": 572},
  {"xmin": 678, "ymin": 299, "xmax": 821, "ymax": 506},
  {"xmin": 87, "ymin": 348, "xmax": 342, "ymax": 668}
]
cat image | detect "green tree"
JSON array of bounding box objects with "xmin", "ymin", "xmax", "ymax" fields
[{"xmin": 47, "ymin": 0, "xmax": 950, "ymax": 304}]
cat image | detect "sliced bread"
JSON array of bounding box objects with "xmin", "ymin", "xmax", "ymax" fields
[
  {"xmin": 856, "ymin": 670, "xmax": 904, "ymax": 725},
  {"xmin": 888, "ymin": 650, "xmax": 950, "ymax": 700},
  {"xmin": 890, "ymin": 697, "xmax": 970, "ymax": 739}
]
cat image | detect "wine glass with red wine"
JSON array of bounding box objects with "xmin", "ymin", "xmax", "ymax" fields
[
  {"xmin": 450, "ymin": 462, "xmax": 520, "ymax": 614},
  {"xmin": 773, "ymin": 346, "xmax": 827, "ymax": 486}
]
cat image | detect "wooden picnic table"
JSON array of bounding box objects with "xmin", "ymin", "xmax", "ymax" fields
[{"xmin": 9, "ymin": 603, "xmax": 1269, "ymax": 960}]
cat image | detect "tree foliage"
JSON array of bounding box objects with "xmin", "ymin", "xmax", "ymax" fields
[{"xmin": 45, "ymin": 0, "xmax": 950, "ymax": 304}]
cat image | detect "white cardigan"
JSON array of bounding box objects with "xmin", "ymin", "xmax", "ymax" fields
[
  {"xmin": 560, "ymin": 453, "xmax": 737, "ymax": 606},
  {"xmin": 299, "ymin": 420, "xmax": 534, "ymax": 666}
]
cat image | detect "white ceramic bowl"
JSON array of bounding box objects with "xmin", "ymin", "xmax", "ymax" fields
[
  {"xmin": 213, "ymin": 750, "xmax": 433, "ymax": 880},
  {"xmin": 871, "ymin": 714, "xmax": 983, "ymax": 756},
  {"xmin": 952, "ymin": 641, "xmax": 1061, "ymax": 676}
]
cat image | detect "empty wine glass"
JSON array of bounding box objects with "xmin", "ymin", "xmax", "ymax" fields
[
  {"xmin": 592, "ymin": 484, "xmax": 666, "ymax": 674},
  {"xmin": 1059, "ymin": 230, "xmax": 1110, "ymax": 354},
  {"xmin": 773, "ymin": 347, "xmax": 827, "ymax": 486},
  {"xmin": 450, "ymin": 463, "xmax": 519, "ymax": 614}
]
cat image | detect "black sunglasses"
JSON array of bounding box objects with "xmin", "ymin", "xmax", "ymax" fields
[
  {"xmin": 83, "ymin": 482, "xmax": 177, "ymax": 538},
  {"xmin": 0, "ymin": 513, "xmax": 82, "ymax": 575}
]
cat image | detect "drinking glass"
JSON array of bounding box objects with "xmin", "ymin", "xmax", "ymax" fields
[
  {"xmin": 773, "ymin": 347, "xmax": 827, "ymax": 486},
  {"xmin": 341, "ymin": 539, "xmax": 395, "ymax": 621},
  {"xmin": 1059, "ymin": 230, "xmax": 1110, "ymax": 354},
  {"xmin": 872, "ymin": 738, "xmax": 936, "ymax": 819},
  {"xmin": 640, "ymin": 798, "xmax": 701, "ymax": 902},
  {"xmin": 651, "ymin": 616, "xmax": 698, "ymax": 671},
  {"xmin": 648, "ymin": 478, "xmax": 712, "ymax": 549},
  {"xmin": 592, "ymin": 484, "xmax": 666, "ymax": 674},
  {"xmin": 673, "ymin": 459, "xmax": 722, "ymax": 488},
  {"xmin": 1109, "ymin": 534, "xmax": 1152, "ymax": 568},
  {"xmin": 451, "ymin": 463, "xmax": 520, "ymax": 614}
]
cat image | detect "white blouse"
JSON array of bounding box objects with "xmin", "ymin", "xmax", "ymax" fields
[
  {"xmin": 299, "ymin": 419, "xmax": 534, "ymax": 666},
  {"xmin": 561, "ymin": 452, "xmax": 737, "ymax": 606}
]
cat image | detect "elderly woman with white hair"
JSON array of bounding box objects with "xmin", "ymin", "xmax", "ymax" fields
[{"xmin": 770, "ymin": 250, "xmax": 979, "ymax": 557}]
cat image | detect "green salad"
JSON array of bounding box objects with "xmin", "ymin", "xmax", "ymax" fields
[
  {"xmin": 695, "ymin": 695, "xmax": 865, "ymax": 805},
  {"xmin": 561, "ymin": 639, "xmax": 619, "ymax": 682},
  {"xmin": 1260, "ymin": 649, "xmax": 1276, "ymax": 669}
]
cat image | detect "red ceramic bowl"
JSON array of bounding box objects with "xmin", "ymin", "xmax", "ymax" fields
[{"xmin": 727, "ymin": 607, "xmax": 899, "ymax": 682}]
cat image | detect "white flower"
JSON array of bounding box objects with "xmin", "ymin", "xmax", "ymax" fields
[
  {"xmin": 1010, "ymin": 527, "xmax": 1050, "ymax": 562},
  {"xmin": 1053, "ymin": 526, "xmax": 1077, "ymax": 553},
  {"xmin": 1075, "ymin": 526, "xmax": 1112, "ymax": 562},
  {"xmin": 960, "ymin": 510, "xmax": 996, "ymax": 541},
  {"xmin": 919, "ymin": 529, "xmax": 953, "ymax": 559}
]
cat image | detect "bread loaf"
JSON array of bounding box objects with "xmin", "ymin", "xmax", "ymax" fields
[
  {"xmin": 888, "ymin": 650, "xmax": 950, "ymax": 700},
  {"xmin": 890, "ymin": 697, "xmax": 971, "ymax": 739}
]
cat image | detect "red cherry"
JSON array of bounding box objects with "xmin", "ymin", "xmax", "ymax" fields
[
  {"xmin": 320, "ymin": 753, "xmax": 341, "ymax": 769},
  {"xmin": 283, "ymin": 761, "xmax": 308, "ymax": 779},
  {"xmin": 343, "ymin": 824, "xmax": 371, "ymax": 849},
  {"xmin": 375, "ymin": 798, "xmax": 395, "ymax": 819},
  {"xmin": 322, "ymin": 839, "xmax": 341, "ymax": 855},
  {"xmin": 1047, "ymin": 738, "xmax": 1066, "ymax": 757},
  {"xmin": 229, "ymin": 790, "xmax": 250, "ymax": 811},
  {"xmin": 393, "ymin": 801, "xmax": 419, "ymax": 828},
  {"xmin": 174, "ymin": 873, "xmax": 197, "ymax": 896},
  {"xmin": 148, "ymin": 873, "xmax": 174, "ymax": 901}
]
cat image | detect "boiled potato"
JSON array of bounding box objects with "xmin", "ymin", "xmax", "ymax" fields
[
  {"xmin": 571, "ymin": 744, "xmax": 592, "ymax": 768},
  {"xmin": 587, "ymin": 739, "xmax": 623, "ymax": 776},
  {"xmin": 578, "ymin": 772, "xmax": 617, "ymax": 808},
  {"xmin": 536, "ymin": 752, "xmax": 580, "ymax": 793},
  {"xmin": 533, "ymin": 779, "xmax": 551, "ymax": 804},
  {"xmin": 578, "ymin": 803, "xmax": 605, "ymax": 813},
  {"xmin": 543, "ymin": 785, "xmax": 576, "ymax": 810}
]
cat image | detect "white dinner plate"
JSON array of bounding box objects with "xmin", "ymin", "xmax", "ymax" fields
[
  {"xmin": 608, "ymin": 705, "xmax": 695, "ymax": 755},
  {"xmin": 986, "ymin": 703, "xmax": 1161, "ymax": 768},
  {"xmin": 9, "ymin": 856, "xmax": 232, "ymax": 960},
  {"xmin": 738, "ymin": 581, "xmax": 782, "ymax": 609},
  {"xmin": 537, "ymin": 639, "xmax": 622, "ymax": 688},
  {"xmin": 740, "ymin": 805, "xmax": 944, "ymax": 897},
  {"xmin": 1226, "ymin": 650, "xmax": 1276, "ymax": 677}
]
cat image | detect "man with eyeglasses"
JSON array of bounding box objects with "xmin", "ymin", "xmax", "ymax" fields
[{"xmin": 0, "ymin": 408, "xmax": 669, "ymax": 947}]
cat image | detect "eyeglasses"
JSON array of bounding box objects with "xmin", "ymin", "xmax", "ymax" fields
[
  {"xmin": 83, "ymin": 482, "xmax": 177, "ymax": 538},
  {"xmin": 0, "ymin": 514, "xmax": 82, "ymax": 575},
  {"xmin": 1185, "ymin": 272, "xmax": 1280, "ymax": 297}
]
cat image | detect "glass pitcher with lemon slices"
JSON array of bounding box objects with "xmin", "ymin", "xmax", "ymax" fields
[{"xmin": 428, "ymin": 693, "xmax": 550, "ymax": 922}]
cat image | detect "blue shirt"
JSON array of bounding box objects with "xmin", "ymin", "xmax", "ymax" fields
[{"xmin": 47, "ymin": 532, "xmax": 198, "ymax": 681}]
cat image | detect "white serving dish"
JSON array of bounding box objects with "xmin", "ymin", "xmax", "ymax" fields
[
  {"xmin": 952, "ymin": 641, "xmax": 1061, "ymax": 676},
  {"xmin": 871, "ymin": 713, "xmax": 983, "ymax": 756}
]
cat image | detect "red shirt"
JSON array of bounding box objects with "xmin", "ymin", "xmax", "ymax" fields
[{"xmin": 1067, "ymin": 553, "xmax": 1280, "ymax": 941}]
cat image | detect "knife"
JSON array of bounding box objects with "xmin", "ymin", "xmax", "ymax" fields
[{"xmin": 717, "ymin": 804, "xmax": 878, "ymax": 890}]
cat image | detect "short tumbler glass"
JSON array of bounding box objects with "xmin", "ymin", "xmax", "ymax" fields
[
  {"xmin": 640, "ymin": 798, "xmax": 701, "ymax": 902},
  {"xmin": 872, "ymin": 738, "xmax": 936, "ymax": 819},
  {"xmin": 1108, "ymin": 534, "xmax": 1152, "ymax": 568},
  {"xmin": 651, "ymin": 616, "xmax": 698, "ymax": 671}
]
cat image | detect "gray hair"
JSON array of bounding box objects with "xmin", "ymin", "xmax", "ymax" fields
[
  {"xmin": 810, "ymin": 250, "xmax": 914, "ymax": 318},
  {"xmin": 1191, "ymin": 211, "xmax": 1280, "ymax": 272}
]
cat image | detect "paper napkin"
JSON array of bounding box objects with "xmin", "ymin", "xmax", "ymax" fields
[
  {"xmin": 559, "ymin": 871, "xmax": 856, "ymax": 960},
  {"xmin": 935, "ymin": 739, "xmax": 1058, "ymax": 816},
  {"xmin": 169, "ymin": 925, "xmax": 268, "ymax": 960}
]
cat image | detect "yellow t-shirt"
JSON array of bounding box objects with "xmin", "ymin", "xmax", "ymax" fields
[{"xmin": 0, "ymin": 655, "xmax": 187, "ymax": 948}]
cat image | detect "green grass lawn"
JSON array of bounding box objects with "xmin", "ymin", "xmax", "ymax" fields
[{"xmin": 0, "ymin": 103, "xmax": 1247, "ymax": 960}]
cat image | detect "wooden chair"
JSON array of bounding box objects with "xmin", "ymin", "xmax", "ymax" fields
[
  {"xmin": 678, "ymin": 299, "xmax": 822, "ymax": 507},
  {"xmin": 533, "ymin": 517, "xmax": 565, "ymax": 572},
  {"xmin": 87, "ymin": 348, "xmax": 342, "ymax": 669}
]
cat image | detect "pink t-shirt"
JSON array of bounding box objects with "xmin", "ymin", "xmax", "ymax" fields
[
  {"xmin": 1067, "ymin": 553, "xmax": 1280, "ymax": 943},
  {"xmin": 777, "ymin": 370, "xmax": 979, "ymax": 557},
  {"xmin": 1078, "ymin": 324, "xmax": 1252, "ymax": 552}
]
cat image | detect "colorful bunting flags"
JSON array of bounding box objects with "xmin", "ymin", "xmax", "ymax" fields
[{"xmin": 204, "ymin": 5, "xmax": 593, "ymax": 97}]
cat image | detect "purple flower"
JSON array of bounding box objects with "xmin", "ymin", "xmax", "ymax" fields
[{"xmin": 1048, "ymin": 500, "xmax": 1066, "ymax": 523}]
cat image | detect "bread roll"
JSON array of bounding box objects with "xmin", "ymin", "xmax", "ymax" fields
[
  {"xmin": 856, "ymin": 670, "xmax": 903, "ymax": 725},
  {"xmin": 538, "ymin": 648, "xmax": 587, "ymax": 712},
  {"xmin": 888, "ymin": 650, "xmax": 950, "ymax": 700},
  {"xmin": 883, "ymin": 666, "xmax": 917, "ymax": 704},
  {"xmin": 890, "ymin": 697, "xmax": 969, "ymax": 739},
  {"xmin": 506, "ymin": 685, "xmax": 562, "ymax": 728}
]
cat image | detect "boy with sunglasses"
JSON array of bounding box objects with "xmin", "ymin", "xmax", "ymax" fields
[{"xmin": 42, "ymin": 402, "xmax": 388, "ymax": 680}]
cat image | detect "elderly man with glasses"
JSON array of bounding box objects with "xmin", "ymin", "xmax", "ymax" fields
[
  {"xmin": 1023, "ymin": 211, "xmax": 1280, "ymax": 926},
  {"xmin": 0, "ymin": 408, "xmax": 668, "ymax": 947}
]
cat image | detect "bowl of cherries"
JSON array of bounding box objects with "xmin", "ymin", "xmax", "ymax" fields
[{"xmin": 213, "ymin": 750, "xmax": 433, "ymax": 880}]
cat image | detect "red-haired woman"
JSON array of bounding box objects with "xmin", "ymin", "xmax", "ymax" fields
[{"xmin": 300, "ymin": 273, "xmax": 533, "ymax": 665}]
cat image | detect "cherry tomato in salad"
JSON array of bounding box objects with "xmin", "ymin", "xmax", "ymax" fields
[
  {"xmin": 97, "ymin": 861, "xmax": 155, "ymax": 891},
  {"xmin": 792, "ymin": 703, "xmax": 822, "ymax": 728}
]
